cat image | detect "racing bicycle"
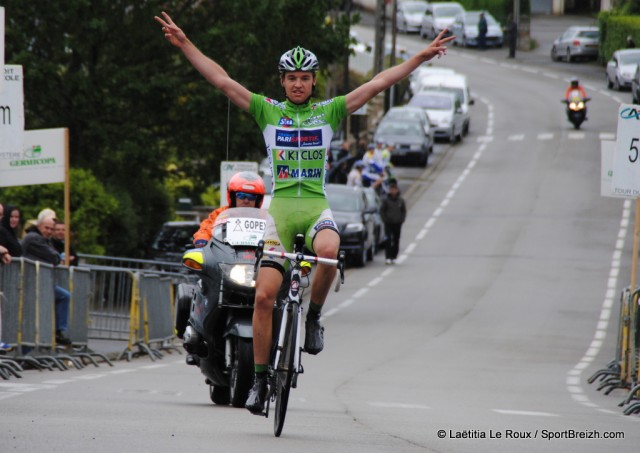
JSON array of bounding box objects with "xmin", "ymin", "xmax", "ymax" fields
[{"xmin": 253, "ymin": 234, "xmax": 345, "ymax": 437}]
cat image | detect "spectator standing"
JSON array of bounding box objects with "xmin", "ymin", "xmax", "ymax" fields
[
  {"xmin": 380, "ymin": 180, "xmax": 407, "ymax": 264},
  {"xmin": 0, "ymin": 244, "xmax": 12, "ymax": 351},
  {"xmin": 627, "ymin": 35, "xmax": 636, "ymax": 49},
  {"xmin": 346, "ymin": 161, "xmax": 365, "ymax": 187},
  {"xmin": 504, "ymin": 14, "xmax": 517, "ymax": 58},
  {"xmin": 0, "ymin": 205, "xmax": 23, "ymax": 258},
  {"xmin": 51, "ymin": 219, "xmax": 78, "ymax": 266},
  {"xmin": 478, "ymin": 12, "xmax": 488, "ymax": 50},
  {"xmin": 21, "ymin": 215, "xmax": 72, "ymax": 345}
]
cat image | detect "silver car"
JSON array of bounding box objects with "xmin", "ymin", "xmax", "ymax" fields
[
  {"xmin": 408, "ymin": 90, "xmax": 465, "ymax": 143},
  {"xmin": 550, "ymin": 26, "xmax": 599, "ymax": 62},
  {"xmin": 606, "ymin": 49, "xmax": 640, "ymax": 91},
  {"xmin": 396, "ymin": 1, "xmax": 428, "ymax": 33},
  {"xmin": 450, "ymin": 11, "xmax": 503, "ymax": 48},
  {"xmin": 419, "ymin": 2, "xmax": 464, "ymax": 40}
]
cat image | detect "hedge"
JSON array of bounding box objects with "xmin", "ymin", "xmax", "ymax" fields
[
  {"xmin": 599, "ymin": 13, "xmax": 640, "ymax": 64},
  {"xmin": 456, "ymin": 0, "xmax": 531, "ymax": 25}
]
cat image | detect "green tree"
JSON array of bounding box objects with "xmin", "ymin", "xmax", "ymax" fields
[
  {"xmin": 2, "ymin": 0, "xmax": 355, "ymax": 256},
  {"xmin": 0, "ymin": 168, "xmax": 118, "ymax": 255}
]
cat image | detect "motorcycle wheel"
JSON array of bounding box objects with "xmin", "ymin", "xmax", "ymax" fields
[
  {"xmin": 174, "ymin": 284, "xmax": 194, "ymax": 339},
  {"xmin": 229, "ymin": 337, "xmax": 255, "ymax": 408},
  {"xmin": 274, "ymin": 307, "xmax": 297, "ymax": 437},
  {"xmin": 209, "ymin": 385, "xmax": 230, "ymax": 406}
]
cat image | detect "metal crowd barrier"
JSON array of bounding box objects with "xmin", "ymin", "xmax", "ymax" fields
[
  {"xmin": 0, "ymin": 258, "xmax": 194, "ymax": 378},
  {"xmin": 588, "ymin": 286, "xmax": 640, "ymax": 415}
]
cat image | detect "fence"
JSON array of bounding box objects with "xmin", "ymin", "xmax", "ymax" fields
[
  {"xmin": 0, "ymin": 257, "xmax": 191, "ymax": 379},
  {"xmin": 588, "ymin": 286, "xmax": 640, "ymax": 415}
]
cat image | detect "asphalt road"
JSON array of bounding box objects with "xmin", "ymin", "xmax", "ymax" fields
[{"xmin": 2, "ymin": 16, "xmax": 640, "ymax": 453}]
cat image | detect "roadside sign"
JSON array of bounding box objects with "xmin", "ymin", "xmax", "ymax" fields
[
  {"xmin": 220, "ymin": 161, "xmax": 259, "ymax": 207},
  {"xmin": 612, "ymin": 104, "xmax": 640, "ymax": 198},
  {"xmin": 0, "ymin": 64, "xmax": 24, "ymax": 163},
  {"xmin": 0, "ymin": 128, "xmax": 66, "ymax": 187},
  {"xmin": 0, "ymin": 7, "xmax": 4, "ymax": 93},
  {"xmin": 601, "ymin": 140, "xmax": 629, "ymax": 198}
]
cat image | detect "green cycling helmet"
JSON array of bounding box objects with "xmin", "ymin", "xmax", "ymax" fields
[{"xmin": 278, "ymin": 46, "xmax": 320, "ymax": 73}]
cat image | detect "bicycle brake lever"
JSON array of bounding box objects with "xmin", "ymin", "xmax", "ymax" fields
[{"xmin": 338, "ymin": 250, "xmax": 346, "ymax": 284}]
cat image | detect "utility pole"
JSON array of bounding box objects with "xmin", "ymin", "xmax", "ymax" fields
[
  {"xmin": 389, "ymin": 0, "xmax": 398, "ymax": 109},
  {"xmin": 373, "ymin": 0, "xmax": 386, "ymax": 76}
]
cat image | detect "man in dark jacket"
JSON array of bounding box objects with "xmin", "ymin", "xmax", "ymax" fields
[
  {"xmin": 21, "ymin": 215, "xmax": 71, "ymax": 345},
  {"xmin": 380, "ymin": 180, "xmax": 407, "ymax": 264},
  {"xmin": 478, "ymin": 12, "xmax": 488, "ymax": 50}
]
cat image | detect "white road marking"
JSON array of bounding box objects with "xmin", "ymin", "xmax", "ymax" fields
[
  {"xmin": 537, "ymin": 133, "xmax": 554, "ymax": 140},
  {"xmin": 508, "ymin": 134, "xmax": 525, "ymax": 141},
  {"xmin": 493, "ymin": 409, "xmax": 558, "ymax": 417},
  {"xmin": 568, "ymin": 132, "xmax": 585, "ymax": 140},
  {"xmin": 599, "ymin": 132, "xmax": 616, "ymax": 140}
]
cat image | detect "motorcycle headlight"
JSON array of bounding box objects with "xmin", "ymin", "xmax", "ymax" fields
[
  {"xmin": 219, "ymin": 263, "xmax": 255, "ymax": 287},
  {"xmin": 569, "ymin": 102, "xmax": 577, "ymax": 110},
  {"xmin": 577, "ymin": 101, "xmax": 584, "ymax": 109},
  {"xmin": 344, "ymin": 223, "xmax": 364, "ymax": 233}
]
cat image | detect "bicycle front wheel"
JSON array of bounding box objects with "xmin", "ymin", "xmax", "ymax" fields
[{"xmin": 274, "ymin": 306, "xmax": 298, "ymax": 437}]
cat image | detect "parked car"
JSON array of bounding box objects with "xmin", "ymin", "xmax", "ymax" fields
[
  {"xmin": 607, "ymin": 49, "xmax": 640, "ymax": 91},
  {"xmin": 410, "ymin": 66, "xmax": 457, "ymax": 94},
  {"xmin": 632, "ymin": 64, "xmax": 640, "ymax": 104},
  {"xmin": 397, "ymin": 0, "xmax": 429, "ymax": 33},
  {"xmin": 148, "ymin": 221, "xmax": 199, "ymax": 262},
  {"xmin": 408, "ymin": 90, "xmax": 465, "ymax": 143},
  {"xmin": 325, "ymin": 184, "xmax": 377, "ymax": 267},
  {"xmin": 373, "ymin": 117, "xmax": 432, "ymax": 167},
  {"xmin": 420, "ymin": 2, "xmax": 464, "ymax": 40},
  {"xmin": 550, "ymin": 26, "xmax": 599, "ymax": 62},
  {"xmin": 417, "ymin": 73, "xmax": 473, "ymax": 135},
  {"xmin": 451, "ymin": 11, "xmax": 503, "ymax": 48}
]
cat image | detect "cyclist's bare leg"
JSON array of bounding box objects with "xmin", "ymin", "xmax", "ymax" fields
[
  {"xmin": 253, "ymin": 267, "xmax": 283, "ymax": 365},
  {"xmin": 310, "ymin": 228, "xmax": 341, "ymax": 308}
]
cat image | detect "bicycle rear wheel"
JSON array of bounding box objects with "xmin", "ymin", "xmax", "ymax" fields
[{"xmin": 274, "ymin": 306, "xmax": 298, "ymax": 437}]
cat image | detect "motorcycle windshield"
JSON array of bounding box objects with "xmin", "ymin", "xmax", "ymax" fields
[{"xmin": 212, "ymin": 207, "xmax": 269, "ymax": 247}]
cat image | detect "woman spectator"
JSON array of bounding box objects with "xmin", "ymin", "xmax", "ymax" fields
[{"xmin": 0, "ymin": 205, "xmax": 23, "ymax": 257}]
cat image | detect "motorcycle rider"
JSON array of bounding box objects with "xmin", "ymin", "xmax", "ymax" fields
[
  {"xmin": 192, "ymin": 171, "xmax": 266, "ymax": 247},
  {"xmin": 564, "ymin": 77, "xmax": 587, "ymax": 102},
  {"xmin": 155, "ymin": 10, "xmax": 454, "ymax": 416}
]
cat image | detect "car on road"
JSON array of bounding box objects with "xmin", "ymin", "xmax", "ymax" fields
[
  {"xmin": 606, "ymin": 49, "xmax": 640, "ymax": 91},
  {"xmin": 550, "ymin": 26, "xmax": 599, "ymax": 62},
  {"xmin": 632, "ymin": 64, "xmax": 640, "ymax": 104},
  {"xmin": 325, "ymin": 183, "xmax": 377, "ymax": 267},
  {"xmin": 417, "ymin": 73, "xmax": 473, "ymax": 135},
  {"xmin": 419, "ymin": 1, "xmax": 464, "ymax": 40},
  {"xmin": 149, "ymin": 221, "xmax": 199, "ymax": 263},
  {"xmin": 450, "ymin": 11, "xmax": 503, "ymax": 48},
  {"xmin": 410, "ymin": 66, "xmax": 457, "ymax": 95},
  {"xmin": 374, "ymin": 106, "xmax": 433, "ymax": 167},
  {"xmin": 396, "ymin": 0, "xmax": 428, "ymax": 33},
  {"xmin": 408, "ymin": 90, "xmax": 465, "ymax": 143},
  {"xmin": 363, "ymin": 187, "xmax": 384, "ymax": 254}
]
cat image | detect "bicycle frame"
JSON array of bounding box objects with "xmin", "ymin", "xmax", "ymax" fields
[{"xmin": 253, "ymin": 234, "xmax": 345, "ymax": 436}]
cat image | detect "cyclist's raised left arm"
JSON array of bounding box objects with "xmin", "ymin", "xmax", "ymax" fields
[
  {"xmin": 155, "ymin": 12, "xmax": 252, "ymax": 111},
  {"xmin": 345, "ymin": 30, "xmax": 454, "ymax": 114}
]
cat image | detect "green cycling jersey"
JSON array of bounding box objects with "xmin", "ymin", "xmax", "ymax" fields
[{"xmin": 249, "ymin": 93, "xmax": 347, "ymax": 198}]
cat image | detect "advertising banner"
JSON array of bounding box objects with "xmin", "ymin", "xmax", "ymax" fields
[
  {"xmin": 0, "ymin": 128, "xmax": 66, "ymax": 187},
  {"xmin": 0, "ymin": 65, "xmax": 23, "ymax": 165}
]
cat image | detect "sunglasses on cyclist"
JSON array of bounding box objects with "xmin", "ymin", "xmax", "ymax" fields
[{"xmin": 235, "ymin": 192, "xmax": 258, "ymax": 201}]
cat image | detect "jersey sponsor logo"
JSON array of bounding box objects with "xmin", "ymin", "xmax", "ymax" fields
[
  {"xmin": 302, "ymin": 114, "xmax": 326, "ymax": 127},
  {"xmin": 313, "ymin": 99, "xmax": 335, "ymax": 109},
  {"xmin": 275, "ymin": 129, "xmax": 322, "ymax": 148},
  {"xmin": 277, "ymin": 165, "xmax": 290, "ymax": 179},
  {"xmin": 314, "ymin": 219, "xmax": 336, "ymax": 231},
  {"xmin": 278, "ymin": 116, "xmax": 294, "ymax": 127},
  {"xmin": 264, "ymin": 240, "xmax": 281, "ymax": 246},
  {"xmin": 275, "ymin": 165, "xmax": 322, "ymax": 180},
  {"xmin": 275, "ymin": 149, "xmax": 325, "ymax": 161},
  {"xmin": 264, "ymin": 97, "xmax": 281, "ymax": 106}
]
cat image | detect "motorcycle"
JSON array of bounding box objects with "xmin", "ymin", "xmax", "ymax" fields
[
  {"xmin": 175, "ymin": 207, "xmax": 269, "ymax": 407},
  {"xmin": 562, "ymin": 90, "xmax": 590, "ymax": 130}
]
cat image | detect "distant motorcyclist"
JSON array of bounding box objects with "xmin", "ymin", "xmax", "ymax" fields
[
  {"xmin": 564, "ymin": 77, "xmax": 587, "ymax": 102},
  {"xmin": 193, "ymin": 171, "xmax": 266, "ymax": 246}
]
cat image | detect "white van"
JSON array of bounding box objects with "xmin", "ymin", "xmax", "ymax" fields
[{"xmin": 417, "ymin": 73, "xmax": 473, "ymax": 135}]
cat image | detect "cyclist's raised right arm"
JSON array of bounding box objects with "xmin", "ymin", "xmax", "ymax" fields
[{"xmin": 155, "ymin": 12, "xmax": 251, "ymax": 112}]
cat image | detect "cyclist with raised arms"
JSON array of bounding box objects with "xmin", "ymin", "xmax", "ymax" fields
[{"xmin": 155, "ymin": 11, "xmax": 454, "ymax": 415}]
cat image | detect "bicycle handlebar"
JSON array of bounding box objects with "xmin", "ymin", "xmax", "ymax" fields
[{"xmin": 253, "ymin": 240, "xmax": 346, "ymax": 289}]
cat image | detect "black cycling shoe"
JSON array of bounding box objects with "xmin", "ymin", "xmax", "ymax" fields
[
  {"xmin": 304, "ymin": 316, "xmax": 324, "ymax": 355},
  {"xmin": 245, "ymin": 374, "xmax": 268, "ymax": 415}
]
